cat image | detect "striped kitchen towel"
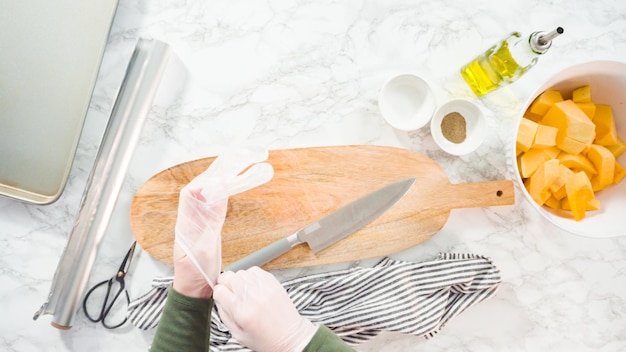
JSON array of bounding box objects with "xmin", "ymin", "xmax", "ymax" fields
[{"xmin": 128, "ymin": 253, "xmax": 501, "ymax": 349}]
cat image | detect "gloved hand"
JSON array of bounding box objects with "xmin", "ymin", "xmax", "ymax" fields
[
  {"xmin": 173, "ymin": 148, "xmax": 273, "ymax": 295},
  {"xmin": 213, "ymin": 267, "xmax": 318, "ymax": 352}
]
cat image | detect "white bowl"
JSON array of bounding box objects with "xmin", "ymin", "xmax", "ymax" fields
[
  {"xmin": 512, "ymin": 60, "xmax": 626, "ymax": 238},
  {"xmin": 378, "ymin": 74, "xmax": 436, "ymax": 131},
  {"xmin": 431, "ymin": 99, "xmax": 487, "ymax": 155}
]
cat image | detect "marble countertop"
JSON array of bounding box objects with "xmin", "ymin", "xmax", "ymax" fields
[{"xmin": 2, "ymin": 0, "xmax": 626, "ymax": 351}]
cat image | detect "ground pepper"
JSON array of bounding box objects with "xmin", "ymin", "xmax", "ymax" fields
[{"xmin": 441, "ymin": 112, "xmax": 466, "ymax": 144}]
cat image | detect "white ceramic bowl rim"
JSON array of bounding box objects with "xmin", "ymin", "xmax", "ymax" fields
[
  {"xmin": 378, "ymin": 74, "xmax": 436, "ymax": 131},
  {"xmin": 513, "ymin": 60, "xmax": 626, "ymax": 238}
]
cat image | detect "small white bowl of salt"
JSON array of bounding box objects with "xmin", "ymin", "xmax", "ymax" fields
[
  {"xmin": 430, "ymin": 99, "xmax": 487, "ymax": 156},
  {"xmin": 378, "ymin": 74, "xmax": 436, "ymax": 131}
]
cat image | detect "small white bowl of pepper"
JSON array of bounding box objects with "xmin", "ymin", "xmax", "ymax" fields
[{"xmin": 430, "ymin": 99, "xmax": 487, "ymax": 155}]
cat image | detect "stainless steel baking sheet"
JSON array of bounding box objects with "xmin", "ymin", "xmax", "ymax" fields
[{"xmin": 0, "ymin": 0, "xmax": 119, "ymax": 204}]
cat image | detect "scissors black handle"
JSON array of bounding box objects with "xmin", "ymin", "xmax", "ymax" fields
[
  {"xmin": 82, "ymin": 274, "xmax": 130, "ymax": 329},
  {"xmin": 82, "ymin": 242, "xmax": 136, "ymax": 329}
]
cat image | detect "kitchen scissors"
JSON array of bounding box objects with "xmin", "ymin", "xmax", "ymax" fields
[{"xmin": 82, "ymin": 241, "xmax": 136, "ymax": 329}]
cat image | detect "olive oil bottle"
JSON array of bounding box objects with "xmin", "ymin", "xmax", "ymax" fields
[{"xmin": 460, "ymin": 27, "xmax": 564, "ymax": 96}]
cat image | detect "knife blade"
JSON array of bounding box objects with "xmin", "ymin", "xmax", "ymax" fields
[{"xmin": 224, "ymin": 177, "xmax": 415, "ymax": 272}]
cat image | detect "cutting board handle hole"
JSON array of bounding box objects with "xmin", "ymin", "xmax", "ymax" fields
[{"xmin": 496, "ymin": 190, "xmax": 503, "ymax": 197}]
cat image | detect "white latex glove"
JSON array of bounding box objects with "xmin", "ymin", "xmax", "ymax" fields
[
  {"xmin": 213, "ymin": 267, "xmax": 318, "ymax": 352},
  {"xmin": 174, "ymin": 148, "xmax": 273, "ymax": 290}
]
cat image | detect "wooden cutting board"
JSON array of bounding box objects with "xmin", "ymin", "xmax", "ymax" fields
[{"xmin": 130, "ymin": 145, "xmax": 514, "ymax": 270}]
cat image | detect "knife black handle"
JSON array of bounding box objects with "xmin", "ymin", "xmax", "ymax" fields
[{"xmin": 224, "ymin": 237, "xmax": 293, "ymax": 272}]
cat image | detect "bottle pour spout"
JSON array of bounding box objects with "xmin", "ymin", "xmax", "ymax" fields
[
  {"xmin": 530, "ymin": 27, "xmax": 564, "ymax": 54},
  {"xmin": 539, "ymin": 27, "xmax": 564, "ymax": 45}
]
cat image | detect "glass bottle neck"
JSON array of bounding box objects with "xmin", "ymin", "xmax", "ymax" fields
[{"xmin": 508, "ymin": 35, "xmax": 540, "ymax": 69}]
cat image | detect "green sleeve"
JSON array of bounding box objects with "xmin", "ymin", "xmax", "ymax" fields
[
  {"xmin": 150, "ymin": 286, "xmax": 213, "ymax": 352},
  {"xmin": 303, "ymin": 325, "xmax": 356, "ymax": 352}
]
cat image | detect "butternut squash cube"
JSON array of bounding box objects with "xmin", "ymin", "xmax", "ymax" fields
[
  {"xmin": 543, "ymin": 146, "xmax": 561, "ymax": 159},
  {"xmin": 572, "ymin": 85, "xmax": 591, "ymax": 103},
  {"xmin": 606, "ymin": 136, "xmax": 626, "ymax": 158},
  {"xmin": 557, "ymin": 152, "xmax": 596, "ymax": 175},
  {"xmin": 516, "ymin": 117, "xmax": 539, "ymax": 153},
  {"xmin": 561, "ymin": 197, "xmax": 600, "ymax": 211},
  {"xmin": 575, "ymin": 102, "xmax": 596, "ymax": 120},
  {"xmin": 552, "ymin": 182, "xmax": 568, "ymax": 200},
  {"xmin": 586, "ymin": 144, "xmax": 615, "ymax": 190},
  {"xmin": 589, "ymin": 175, "xmax": 603, "ymax": 192},
  {"xmin": 529, "ymin": 90, "xmax": 564, "ymax": 116},
  {"xmin": 565, "ymin": 171, "xmax": 596, "ymax": 221},
  {"xmin": 532, "ymin": 124, "xmax": 558, "ymax": 148},
  {"xmin": 614, "ymin": 162, "xmax": 626, "ymax": 184},
  {"xmin": 524, "ymin": 111, "xmax": 544, "ymax": 123},
  {"xmin": 520, "ymin": 148, "xmax": 549, "ymax": 178},
  {"xmin": 556, "ymin": 134, "xmax": 588, "ymax": 155},
  {"xmin": 575, "ymin": 168, "xmax": 595, "ymax": 182},
  {"xmin": 527, "ymin": 159, "xmax": 560, "ymax": 205},
  {"xmin": 544, "ymin": 195, "xmax": 561, "ymax": 210},
  {"xmin": 587, "ymin": 198, "xmax": 601, "ymax": 211},
  {"xmin": 542, "ymin": 100, "xmax": 596, "ymax": 152},
  {"xmin": 593, "ymin": 104, "xmax": 619, "ymax": 146},
  {"xmin": 549, "ymin": 164, "xmax": 574, "ymax": 200}
]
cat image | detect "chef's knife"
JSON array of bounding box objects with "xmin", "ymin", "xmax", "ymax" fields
[{"xmin": 224, "ymin": 177, "xmax": 415, "ymax": 272}]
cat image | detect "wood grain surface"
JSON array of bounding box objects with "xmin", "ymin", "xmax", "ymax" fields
[{"xmin": 130, "ymin": 145, "xmax": 515, "ymax": 270}]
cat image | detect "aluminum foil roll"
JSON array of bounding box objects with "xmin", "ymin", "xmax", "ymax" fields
[{"xmin": 33, "ymin": 38, "xmax": 172, "ymax": 329}]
